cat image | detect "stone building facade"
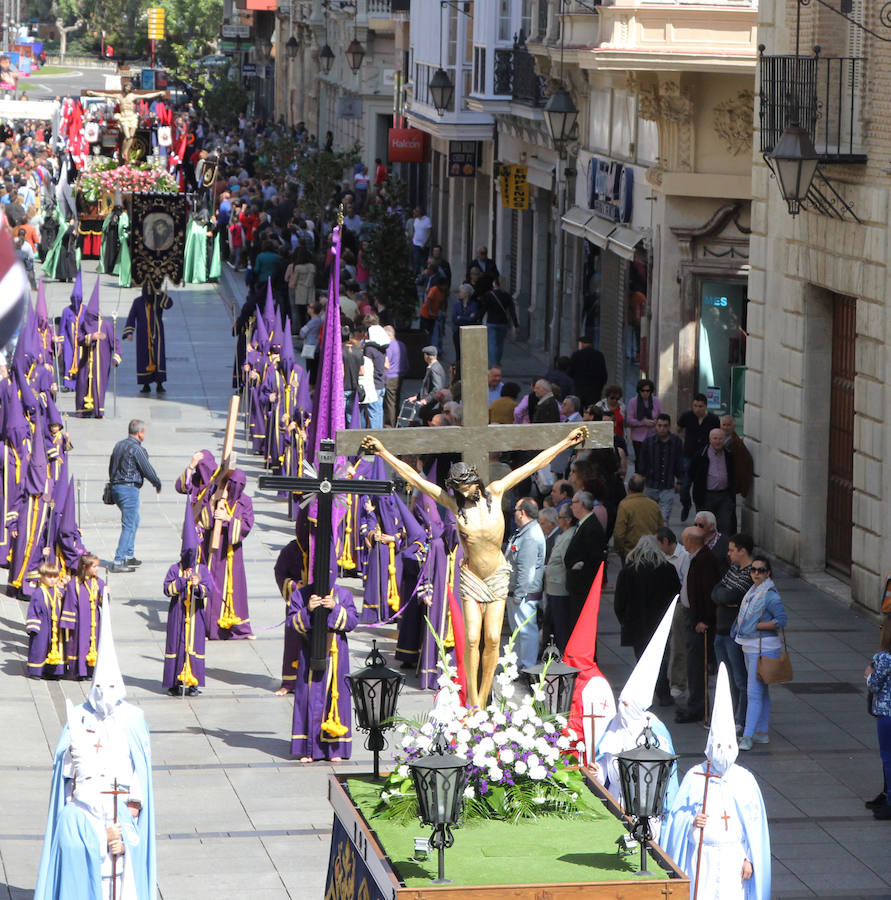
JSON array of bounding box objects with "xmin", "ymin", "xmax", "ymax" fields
[{"xmin": 746, "ymin": 0, "xmax": 887, "ymax": 608}]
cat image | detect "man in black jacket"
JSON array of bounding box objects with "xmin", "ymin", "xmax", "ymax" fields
[
  {"xmin": 690, "ymin": 428, "xmax": 736, "ymax": 536},
  {"xmin": 412, "ymin": 345, "xmax": 447, "ymax": 408},
  {"xmin": 563, "ymin": 491, "xmax": 608, "ymax": 633},
  {"xmin": 532, "ymin": 379, "xmax": 560, "ymax": 423},
  {"xmin": 568, "ymin": 335, "xmax": 608, "ymax": 408}
]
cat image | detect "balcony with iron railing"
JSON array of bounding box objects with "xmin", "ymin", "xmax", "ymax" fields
[
  {"xmin": 758, "ymin": 46, "xmax": 867, "ymax": 164},
  {"xmin": 469, "ymin": 35, "xmax": 548, "ymax": 110}
]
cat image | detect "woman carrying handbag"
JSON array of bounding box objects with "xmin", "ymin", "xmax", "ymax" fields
[
  {"xmin": 865, "ymin": 616, "xmax": 891, "ymax": 819},
  {"xmin": 731, "ymin": 554, "xmax": 788, "ymax": 750}
]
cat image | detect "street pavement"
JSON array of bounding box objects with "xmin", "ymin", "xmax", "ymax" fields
[{"xmin": 0, "ymin": 263, "xmax": 887, "ymax": 898}]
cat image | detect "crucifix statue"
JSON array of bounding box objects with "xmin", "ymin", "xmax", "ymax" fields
[
  {"xmin": 342, "ymin": 325, "xmax": 613, "ymax": 708},
  {"xmin": 258, "ymin": 438, "xmax": 393, "ymax": 671},
  {"xmin": 83, "ymin": 79, "xmax": 169, "ymax": 161}
]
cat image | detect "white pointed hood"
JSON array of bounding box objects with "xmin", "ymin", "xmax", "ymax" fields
[
  {"xmin": 88, "ymin": 589, "xmax": 126, "ymax": 719},
  {"xmin": 705, "ymin": 663, "xmax": 739, "ymax": 776},
  {"xmin": 615, "ymin": 597, "xmax": 678, "ymax": 729}
]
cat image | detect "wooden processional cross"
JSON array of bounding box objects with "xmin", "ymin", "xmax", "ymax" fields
[
  {"xmin": 335, "ymin": 325, "xmax": 615, "ymax": 477},
  {"xmin": 258, "ymin": 439, "xmax": 394, "ymax": 671}
]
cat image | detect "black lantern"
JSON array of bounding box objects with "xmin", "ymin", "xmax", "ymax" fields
[
  {"xmin": 616, "ymin": 725, "xmax": 678, "ymax": 877},
  {"xmin": 522, "ymin": 638, "xmax": 580, "ymax": 715},
  {"xmin": 319, "ymin": 42, "xmax": 335, "ymax": 73},
  {"xmin": 544, "ymin": 87, "xmax": 578, "ymax": 159},
  {"xmin": 345, "ymin": 641, "xmax": 404, "ymax": 779},
  {"xmin": 409, "ymin": 734, "xmax": 469, "ymax": 884},
  {"xmin": 345, "ymin": 38, "xmax": 365, "ymax": 74},
  {"xmin": 286, "ymin": 35, "xmax": 299, "ymax": 59},
  {"xmin": 429, "ymin": 67, "xmax": 454, "ymax": 116},
  {"xmin": 768, "ymin": 123, "xmax": 819, "ymax": 216}
]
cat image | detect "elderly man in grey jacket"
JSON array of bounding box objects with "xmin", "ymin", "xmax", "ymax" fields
[{"xmin": 506, "ymin": 497, "xmax": 546, "ymax": 671}]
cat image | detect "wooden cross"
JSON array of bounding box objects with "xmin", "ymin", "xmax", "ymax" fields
[
  {"xmin": 209, "ymin": 394, "xmax": 240, "ymax": 553},
  {"xmin": 93, "ymin": 736, "xmax": 103, "ymax": 754},
  {"xmin": 720, "ymin": 809, "xmax": 731, "ymax": 831},
  {"xmin": 258, "ymin": 438, "xmax": 393, "ymax": 671},
  {"xmin": 101, "ymin": 778, "xmax": 129, "ymax": 900},
  {"xmin": 335, "ymin": 326, "xmax": 614, "ymax": 475}
]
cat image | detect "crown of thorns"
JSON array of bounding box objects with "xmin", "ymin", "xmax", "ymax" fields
[{"xmin": 445, "ymin": 462, "xmax": 480, "ymax": 490}]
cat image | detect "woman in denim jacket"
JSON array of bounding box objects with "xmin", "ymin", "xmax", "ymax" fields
[
  {"xmin": 866, "ymin": 617, "xmax": 891, "ymax": 819},
  {"xmin": 731, "ymin": 554, "xmax": 787, "ymax": 750}
]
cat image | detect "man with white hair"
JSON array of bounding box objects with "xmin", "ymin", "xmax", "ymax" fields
[{"xmin": 663, "ymin": 665, "xmax": 771, "ymax": 899}]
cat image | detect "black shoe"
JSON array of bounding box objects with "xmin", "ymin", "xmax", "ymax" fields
[
  {"xmin": 108, "ymin": 563, "xmax": 135, "ymax": 573},
  {"xmin": 186, "ymin": 686, "xmax": 201, "ymax": 696},
  {"xmin": 873, "ymin": 804, "xmax": 891, "ymax": 820},
  {"xmin": 866, "ymin": 792, "xmax": 887, "ymax": 810},
  {"xmin": 126, "ymin": 558, "xmax": 142, "ymax": 566},
  {"xmin": 168, "ymin": 686, "xmax": 183, "ymax": 696},
  {"xmin": 657, "ymin": 694, "xmax": 675, "ymax": 708},
  {"xmin": 156, "ymin": 384, "xmax": 166, "ymax": 394},
  {"xmin": 675, "ymin": 708, "xmax": 704, "ymax": 724},
  {"xmin": 140, "ymin": 384, "xmax": 151, "ymax": 394}
]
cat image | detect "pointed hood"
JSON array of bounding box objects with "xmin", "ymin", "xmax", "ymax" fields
[
  {"xmin": 616, "ymin": 597, "xmax": 678, "ymax": 724},
  {"xmin": 225, "ymin": 468, "xmax": 247, "ymax": 504},
  {"xmin": 82, "ymin": 277, "xmax": 101, "ymax": 329},
  {"xmin": 88, "ymin": 589, "xmax": 127, "ymax": 718},
  {"xmin": 262, "ymin": 278, "xmax": 276, "ymax": 336},
  {"xmin": 193, "ymin": 450, "xmax": 217, "ymax": 488},
  {"xmin": 2, "ymin": 374, "xmax": 30, "ymax": 445},
  {"xmin": 412, "ymin": 491, "xmax": 443, "ymax": 540},
  {"xmin": 252, "ymin": 307, "xmax": 269, "ymax": 354},
  {"xmin": 705, "ymin": 663, "xmax": 739, "ymax": 776},
  {"xmin": 181, "ymin": 499, "xmax": 199, "ymax": 569},
  {"xmin": 35, "ymin": 279, "xmax": 49, "ymax": 329},
  {"xmin": 59, "ymin": 477, "xmax": 85, "ymax": 561},
  {"xmin": 279, "ymin": 318, "xmax": 296, "ymax": 375},
  {"xmin": 70, "ymin": 269, "xmax": 83, "ymax": 311},
  {"xmin": 395, "ymin": 492, "xmax": 427, "ymax": 546}
]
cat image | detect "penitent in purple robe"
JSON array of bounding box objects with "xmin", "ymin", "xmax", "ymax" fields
[
  {"xmin": 59, "ymin": 273, "xmax": 83, "ymax": 391},
  {"xmin": 201, "ymin": 469, "xmax": 254, "ymax": 640},
  {"xmin": 162, "ymin": 562, "xmax": 212, "ymax": 690},
  {"xmin": 75, "ymin": 314, "xmax": 121, "ymax": 418},
  {"xmin": 287, "ymin": 583, "xmax": 357, "ymax": 759},
  {"xmin": 62, "ymin": 575, "xmax": 104, "ymax": 679},
  {"xmin": 123, "ymin": 287, "xmax": 173, "ymax": 386},
  {"xmin": 275, "ymin": 538, "xmax": 306, "ymax": 687},
  {"xmin": 25, "ymin": 584, "xmax": 68, "ymax": 678}
]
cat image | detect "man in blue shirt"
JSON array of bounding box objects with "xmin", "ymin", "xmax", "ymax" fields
[
  {"xmin": 383, "ymin": 324, "xmax": 408, "ymax": 427},
  {"xmin": 506, "ymin": 497, "xmax": 546, "ymax": 671}
]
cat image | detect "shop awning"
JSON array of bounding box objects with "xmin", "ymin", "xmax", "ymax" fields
[
  {"xmin": 607, "ymin": 225, "xmax": 645, "ymax": 260},
  {"xmin": 560, "ymin": 206, "xmax": 594, "ymax": 239},
  {"xmin": 583, "ymin": 215, "xmax": 615, "ymax": 250}
]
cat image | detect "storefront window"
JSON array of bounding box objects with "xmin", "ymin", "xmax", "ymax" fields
[{"xmin": 698, "ymin": 280, "xmax": 747, "ymax": 420}]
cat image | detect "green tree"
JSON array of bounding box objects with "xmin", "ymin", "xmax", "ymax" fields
[
  {"xmin": 287, "ymin": 141, "xmax": 360, "ymax": 232},
  {"xmin": 188, "ymin": 69, "xmax": 249, "ymax": 125},
  {"xmin": 364, "ymin": 176, "xmax": 417, "ymax": 328}
]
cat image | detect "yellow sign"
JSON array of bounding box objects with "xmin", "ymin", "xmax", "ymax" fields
[
  {"xmin": 147, "ymin": 7, "xmax": 165, "ymax": 40},
  {"xmin": 499, "ymin": 164, "xmax": 530, "ymax": 210}
]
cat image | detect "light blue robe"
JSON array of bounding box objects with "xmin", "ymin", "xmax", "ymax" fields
[
  {"xmin": 34, "ymin": 702, "xmax": 156, "ymax": 900},
  {"xmin": 662, "ymin": 762, "xmax": 770, "ymax": 900},
  {"xmin": 37, "ymin": 800, "xmax": 142, "ymax": 900}
]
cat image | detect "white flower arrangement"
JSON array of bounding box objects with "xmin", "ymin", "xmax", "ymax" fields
[{"xmin": 375, "ymin": 615, "xmax": 592, "ymax": 824}]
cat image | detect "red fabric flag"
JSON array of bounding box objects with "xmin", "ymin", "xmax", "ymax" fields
[
  {"xmin": 563, "ymin": 563, "xmax": 605, "ymax": 742},
  {"xmin": 446, "ymin": 583, "xmax": 466, "ymax": 706}
]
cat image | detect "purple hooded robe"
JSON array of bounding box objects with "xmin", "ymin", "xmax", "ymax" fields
[
  {"xmin": 62, "ymin": 573, "xmax": 105, "ymax": 679},
  {"xmin": 25, "ymin": 581, "xmax": 67, "ymax": 678},
  {"xmin": 123, "ymin": 285, "xmax": 173, "ymax": 386},
  {"xmin": 59, "ymin": 271, "xmax": 83, "ymax": 390},
  {"xmin": 275, "ymin": 537, "xmax": 306, "ymax": 687},
  {"xmin": 75, "ymin": 280, "xmax": 121, "ymax": 418},
  {"xmin": 202, "ymin": 468, "xmax": 254, "ymax": 640},
  {"xmin": 287, "ymin": 583, "xmax": 356, "ymax": 759}
]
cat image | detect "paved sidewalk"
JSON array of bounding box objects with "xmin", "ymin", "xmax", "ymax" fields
[{"xmin": 0, "ymin": 266, "xmax": 886, "ymax": 898}]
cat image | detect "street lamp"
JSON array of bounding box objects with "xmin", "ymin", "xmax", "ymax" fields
[
  {"xmin": 544, "ymin": 88, "xmax": 578, "ymax": 160},
  {"xmin": 345, "ymin": 38, "xmax": 365, "ymax": 74},
  {"xmin": 345, "ymin": 641, "xmax": 404, "ymax": 780},
  {"xmin": 429, "ymin": 67, "xmax": 454, "ymax": 116},
  {"xmin": 409, "ymin": 734, "xmax": 470, "ymax": 885},
  {"xmin": 319, "ymin": 42, "xmax": 335, "ymax": 73},
  {"xmin": 616, "ymin": 726, "xmax": 678, "ymax": 877},
  {"xmin": 286, "ymin": 35, "xmax": 299, "ymax": 59},
  {"xmin": 522, "ymin": 638, "xmax": 579, "ymax": 715},
  {"xmin": 767, "ymin": 123, "xmax": 819, "ymax": 216}
]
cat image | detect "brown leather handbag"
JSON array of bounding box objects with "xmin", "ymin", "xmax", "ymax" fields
[{"xmin": 756, "ymin": 629, "xmax": 794, "ymax": 684}]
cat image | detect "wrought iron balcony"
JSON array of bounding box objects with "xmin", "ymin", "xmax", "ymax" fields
[
  {"xmin": 759, "ymin": 46, "xmax": 867, "ymax": 164},
  {"xmin": 512, "ymin": 39, "xmax": 547, "ymax": 107}
]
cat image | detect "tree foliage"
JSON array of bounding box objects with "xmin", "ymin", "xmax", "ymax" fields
[
  {"xmin": 187, "ymin": 69, "xmax": 249, "ymax": 126},
  {"xmin": 363, "ymin": 176, "xmax": 417, "ymax": 328}
]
